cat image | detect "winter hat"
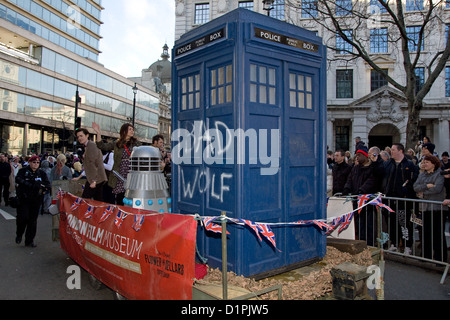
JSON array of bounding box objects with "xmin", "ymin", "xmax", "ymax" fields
[
  {"xmin": 355, "ymin": 146, "xmax": 369, "ymax": 157},
  {"xmin": 29, "ymin": 155, "xmax": 40, "ymax": 163},
  {"xmin": 422, "ymin": 143, "xmax": 435, "ymax": 154},
  {"xmin": 41, "ymin": 160, "xmax": 50, "ymax": 169}
]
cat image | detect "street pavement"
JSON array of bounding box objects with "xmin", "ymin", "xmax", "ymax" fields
[
  {"xmin": 0, "ymin": 203, "xmax": 448, "ymax": 300},
  {"xmin": 0, "ymin": 203, "xmax": 114, "ymax": 300}
]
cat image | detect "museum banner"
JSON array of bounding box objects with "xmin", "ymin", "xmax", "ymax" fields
[{"xmin": 59, "ymin": 192, "xmax": 197, "ymax": 300}]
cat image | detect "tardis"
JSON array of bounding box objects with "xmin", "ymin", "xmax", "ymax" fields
[{"xmin": 171, "ymin": 8, "xmax": 327, "ymax": 278}]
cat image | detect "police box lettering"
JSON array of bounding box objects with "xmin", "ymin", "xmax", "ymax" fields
[
  {"xmin": 175, "ymin": 27, "xmax": 226, "ymax": 57},
  {"xmin": 254, "ymin": 27, "xmax": 319, "ymax": 53}
]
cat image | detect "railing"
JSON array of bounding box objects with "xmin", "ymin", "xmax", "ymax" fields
[{"xmin": 336, "ymin": 195, "xmax": 450, "ymax": 284}]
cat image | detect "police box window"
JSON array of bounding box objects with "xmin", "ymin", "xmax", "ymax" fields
[
  {"xmin": 289, "ymin": 72, "xmax": 313, "ymax": 109},
  {"xmin": 250, "ymin": 64, "xmax": 277, "ymax": 105},
  {"xmin": 181, "ymin": 74, "xmax": 200, "ymax": 111},
  {"xmin": 210, "ymin": 64, "xmax": 233, "ymax": 106}
]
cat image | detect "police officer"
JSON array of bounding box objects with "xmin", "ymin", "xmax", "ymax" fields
[{"xmin": 15, "ymin": 155, "xmax": 51, "ymax": 247}]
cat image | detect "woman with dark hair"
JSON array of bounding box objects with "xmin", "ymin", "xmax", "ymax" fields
[
  {"xmin": 413, "ymin": 155, "xmax": 447, "ymax": 262},
  {"xmin": 92, "ymin": 122, "xmax": 141, "ymax": 205}
]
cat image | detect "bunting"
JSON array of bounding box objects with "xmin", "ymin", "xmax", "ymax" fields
[
  {"xmin": 257, "ymin": 223, "xmax": 281, "ymax": 252},
  {"xmin": 99, "ymin": 206, "xmax": 114, "ymax": 223},
  {"xmin": 57, "ymin": 190, "xmax": 67, "ymax": 202},
  {"xmin": 132, "ymin": 214, "xmax": 145, "ymax": 232},
  {"xmin": 357, "ymin": 194, "xmax": 373, "ymax": 213},
  {"xmin": 312, "ymin": 220, "xmax": 333, "ymax": 233},
  {"xmin": 84, "ymin": 205, "xmax": 94, "ymax": 219},
  {"xmin": 202, "ymin": 217, "xmax": 230, "ymax": 235},
  {"xmin": 370, "ymin": 195, "xmax": 395, "ymax": 212},
  {"xmin": 239, "ymin": 219, "xmax": 263, "ymax": 242},
  {"xmin": 70, "ymin": 197, "xmax": 83, "ymax": 211},
  {"xmin": 60, "ymin": 190, "xmax": 394, "ymax": 253},
  {"xmin": 115, "ymin": 210, "xmax": 127, "ymax": 228}
]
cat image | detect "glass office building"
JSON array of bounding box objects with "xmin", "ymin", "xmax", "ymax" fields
[{"xmin": 0, "ymin": 0, "xmax": 159, "ymax": 155}]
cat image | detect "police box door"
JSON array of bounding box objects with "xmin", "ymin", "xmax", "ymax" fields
[
  {"xmin": 284, "ymin": 60, "xmax": 326, "ymax": 265},
  {"xmin": 243, "ymin": 53, "xmax": 326, "ymax": 274}
]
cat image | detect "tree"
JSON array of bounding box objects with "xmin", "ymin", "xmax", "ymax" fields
[{"xmin": 287, "ymin": 0, "xmax": 450, "ymax": 148}]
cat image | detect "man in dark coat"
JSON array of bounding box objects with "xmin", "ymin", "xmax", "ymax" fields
[
  {"xmin": 343, "ymin": 146, "xmax": 378, "ymax": 245},
  {"xmin": 440, "ymin": 151, "xmax": 450, "ymax": 199},
  {"xmin": 332, "ymin": 150, "xmax": 352, "ymax": 195},
  {"xmin": 343, "ymin": 146, "xmax": 377, "ymax": 196},
  {"xmin": 0, "ymin": 153, "xmax": 11, "ymax": 206},
  {"xmin": 355, "ymin": 136, "xmax": 366, "ymax": 152},
  {"xmin": 368, "ymin": 146, "xmax": 385, "ymax": 193},
  {"xmin": 15, "ymin": 155, "xmax": 51, "ymax": 247}
]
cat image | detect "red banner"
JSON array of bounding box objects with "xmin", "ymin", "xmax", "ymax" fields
[{"xmin": 59, "ymin": 192, "xmax": 197, "ymax": 300}]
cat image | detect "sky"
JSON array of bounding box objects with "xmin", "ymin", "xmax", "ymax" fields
[{"xmin": 98, "ymin": 0, "xmax": 175, "ymax": 78}]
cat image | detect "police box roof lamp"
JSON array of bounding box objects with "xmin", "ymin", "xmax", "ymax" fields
[{"xmin": 263, "ymin": 0, "xmax": 274, "ymax": 15}]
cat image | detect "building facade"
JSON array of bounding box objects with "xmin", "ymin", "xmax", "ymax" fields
[
  {"xmin": 0, "ymin": 0, "xmax": 160, "ymax": 156},
  {"xmin": 130, "ymin": 44, "xmax": 172, "ymax": 145},
  {"xmin": 174, "ymin": 0, "xmax": 450, "ymax": 155}
]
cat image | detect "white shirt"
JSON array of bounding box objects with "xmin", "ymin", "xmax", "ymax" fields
[{"xmin": 103, "ymin": 151, "xmax": 114, "ymax": 172}]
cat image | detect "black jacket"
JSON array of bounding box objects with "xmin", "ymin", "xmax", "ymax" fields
[
  {"xmin": 343, "ymin": 163, "xmax": 377, "ymax": 195},
  {"xmin": 383, "ymin": 157, "xmax": 418, "ymax": 198},
  {"xmin": 0, "ymin": 161, "xmax": 11, "ymax": 179},
  {"xmin": 370, "ymin": 157, "xmax": 386, "ymax": 192},
  {"xmin": 15, "ymin": 166, "xmax": 51, "ymax": 201},
  {"xmin": 332, "ymin": 161, "xmax": 352, "ymax": 194}
]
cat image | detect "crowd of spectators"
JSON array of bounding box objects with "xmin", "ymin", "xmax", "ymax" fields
[{"xmin": 326, "ymin": 136, "xmax": 449, "ymax": 263}]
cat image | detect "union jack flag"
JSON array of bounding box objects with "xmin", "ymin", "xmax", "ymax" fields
[
  {"xmin": 115, "ymin": 210, "xmax": 127, "ymax": 228},
  {"xmin": 132, "ymin": 214, "xmax": 145, "ymax": 232},
  {"xmin": 327, "ymin": 216, "xmax": 343, "ymax": 234},
  {"xmin": 84, "ymin": 205, "xmax": 94, "ymax": 219},
  {"xmin": 239, "ymin": 219, "xmax": 262, "ymax": 242},
  {"xmin": 257, "ymin": 223, "xmax": 280, "ymax": 251},
  {"xmin": 202, "ymin": 217, "xmax": 230, "ymax": 235},
  {"xmin": 370, "ymin": 197, "xmax": 395, "ymax": 213},
  {"xmin": 57, "ymin": 190, "xmax": 66, "ymax": 202},
  {"xmin": 337, "ymin": 212, "xmax": 354, "ymax": 234},
  {"xmin": 70, "ymin": 198, "xmax": 83, "ymax": 211},
  {"xmin": 357, "ymin": 194, "xmax": 373, "ymax": 213},
  {"xmin": 99, "ymin": 206, "xmax": 114, "ymax": 223},
  {"xmin": 312, "ymin": 220, "xmax": 333, "ymax": 233}
]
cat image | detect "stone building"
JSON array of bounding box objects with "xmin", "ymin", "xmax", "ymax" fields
[
  {"xmin": 174, "ymin": 0, "xmax": 450, "ymax": 155},
  {"xmin": 129, "ymin": 44, "xmax": 172, "ymax": 145}
]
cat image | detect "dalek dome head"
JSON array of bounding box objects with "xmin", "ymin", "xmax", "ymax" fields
[{"xmin": 130, "ymin": 146, "xmax": 161, "ymax": 172}]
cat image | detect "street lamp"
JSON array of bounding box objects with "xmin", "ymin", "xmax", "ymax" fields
[
  {"xmin": 73, "ymin": 85, "xmax": 82, "ymax": 153},
  {"xmin": 262, "ymin": 0, "xmax": 274, "ymax": 16},
  {"xmin": 132, "ymin": 83, "xmax": 138, "ymax": 127}
]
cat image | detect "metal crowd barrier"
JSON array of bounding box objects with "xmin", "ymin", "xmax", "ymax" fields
[{"xmin": 346, "ymin": 195, "xmax": 450, "ymax": 284}]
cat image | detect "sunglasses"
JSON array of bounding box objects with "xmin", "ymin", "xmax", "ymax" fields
[{"xmin": 31, "ymin": 161, "xmax": 40, "ymax": 164}]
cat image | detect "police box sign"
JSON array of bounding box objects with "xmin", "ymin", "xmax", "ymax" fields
[
  {"xmin": 175, "ymin": 27, "xmax": 227, "ymax": 57},
  {"xmin": 254, "ymin": 27, "xmax": 319, "ymax": 53}
]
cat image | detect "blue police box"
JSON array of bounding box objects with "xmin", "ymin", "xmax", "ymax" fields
[{"xmin": 171, "ymin": 8, "xmax": 327, "ymax": 278}]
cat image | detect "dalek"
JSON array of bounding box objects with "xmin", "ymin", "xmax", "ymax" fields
[{"xmin": 118, "ymin": 146, "xmax": 172, "ymax": 213}]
